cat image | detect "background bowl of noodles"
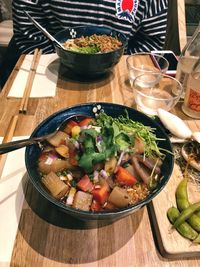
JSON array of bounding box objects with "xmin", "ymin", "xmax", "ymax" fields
[
  {"xmin": 54, "ymin": 26, "xmax": 128, "ymax": 78},
  {"xmin": 25, "ymin": 102, "xmax": 174, "ymax": 222}
]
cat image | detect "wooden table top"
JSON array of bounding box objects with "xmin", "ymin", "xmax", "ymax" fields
[{"xmin": 0, "ymin": 55, "xmax": 199, "ymax": 267}]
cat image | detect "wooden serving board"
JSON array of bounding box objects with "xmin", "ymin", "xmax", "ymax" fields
[{"xmin": 149, "ymin": 120, "xmax": 200, "ymax": 259}]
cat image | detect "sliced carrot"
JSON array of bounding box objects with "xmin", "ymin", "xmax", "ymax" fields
[
  {"xmin": 69, "ymin": 158, "xmax": 78, "ymax": 166},
  {"xmin": 92, "ymin": 184, "xmax": 109, "ymax": 205},
  {"xmin": 115, "ymin": 166, "xmax": 137, "ymax": 186},
  {"xmin": 63, "ymin": 120, "xmax": 78, "ymax": 135},
  {"xmin": 91, "ymin": 200, "xmax": 102, "ymax": 211},
  {"xmin": 77, "ymin": 175, "xmax": 94, "ymax": 192},
  {"xmin": 79, "ymin": 117, "xmax": 93, "ymax": 127},
  {"xmin": 68, "ymin": 147, "xmax": 78, "ymax": 166}
]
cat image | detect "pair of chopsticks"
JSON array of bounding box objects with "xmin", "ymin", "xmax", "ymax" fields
[
  {"xmin": 0, "ymin": 49, "xmax": 41, "ymax": 177},
  {"xmin": 0, "ymin": 115, "xmax": 19, "ymax": 178},
  {"xmin": 19, "ymin": 48, "xmax": 42, "ymax": 113}
]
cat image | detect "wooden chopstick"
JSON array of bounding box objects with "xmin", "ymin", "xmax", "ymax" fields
[
  {"xmin": 0, "ymin": 115, "xmax": 19, "ymax": 178},
  {"xmin": 19, "ymin": 48, "xmax": 42, "ymax": 113},
  {"xmin": 4, "ymin": 55, "xmax": 26, "ymax": 96}
]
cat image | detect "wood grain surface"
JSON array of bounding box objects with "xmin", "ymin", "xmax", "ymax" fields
[
  {"xmin": 1, "ymin": 56, "xmax": 200, "ymax": 267},
  {"xmin": 149, "ymin": 121, "xmax": 200, "ymax": 259}
]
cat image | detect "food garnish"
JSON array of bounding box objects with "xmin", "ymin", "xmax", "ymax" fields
[{"xmin": 63, "ymin": 34, "xmax": 122, "ymax": 54}]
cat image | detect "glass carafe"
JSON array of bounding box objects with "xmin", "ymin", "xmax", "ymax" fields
[{"xmin": 176, "ymin": 24, "xmax": 200, "ymax": 98}]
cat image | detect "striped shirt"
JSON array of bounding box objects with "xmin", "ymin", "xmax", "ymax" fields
[{"xmin": 12, "ymin": 0, "xmax": 168, "ymax": 54}]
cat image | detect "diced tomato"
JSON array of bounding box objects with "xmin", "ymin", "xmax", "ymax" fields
[
  {"xmin": 115, "ymin": 166, "xmax": 137, "ymax": 186},
  {"xmin": 92, "ymin": 184, "xmax": 109, "ymax": 205},
  {"xmin": 64, "ymin": 120, "xmax": 78, "ymax": 135},
  {"xmin": 77, "ymin": 175, "xmax": 94, "ymax": 192},
  {"xmin": 79, "ymin": 117, "xmax": 93, "ymax": 127},
  {"xmin": 69, "ymin": 157, "xmax": 78, "ymax": 166},
  {"xmin": 60, "ymin": 140, "xmax": 66, "ymax": 145},
  {"xmin": 104, "ymin": 201, "xmax": 118, "ymax": 211},
  {"xmin": 91, "ymin": 200, "xmax": 102, "ymax": 212},
  {"xmin": 39, "ymin": 152, "xmax": 48, "ymax": 161},
  {"xmin": 68, "ymin": 147, "xmax": 78, "ymax": 166}
]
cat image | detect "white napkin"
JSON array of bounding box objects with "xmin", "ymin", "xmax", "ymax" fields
[
  {"xmin": 0, "ymin": 137, "xmax": 27, "ymax": 266},
  {"xmin": 8, "ymin": 54, "xmax": 59, "ymax": 98}
]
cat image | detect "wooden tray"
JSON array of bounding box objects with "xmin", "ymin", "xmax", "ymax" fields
[{"xmin": 149, "ymin": 120, "xmax": 200, "ymax": 259}]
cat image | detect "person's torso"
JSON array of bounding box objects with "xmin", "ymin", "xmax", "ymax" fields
[{"xmin": 39, "ymin": 0, "xmax": 143, "ymax": 38}]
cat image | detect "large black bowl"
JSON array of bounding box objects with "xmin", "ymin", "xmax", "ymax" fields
[
  {"xmin": 25, "ymin": 103, "xmax": 174, "ymax": 221},
  {"xmin": 54, "ymin": 26, "xmax": 128, "ymax": 78}
]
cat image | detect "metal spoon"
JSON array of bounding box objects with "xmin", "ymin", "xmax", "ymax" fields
[
  {"xmin": 24, "ymin": 10, "xmax": 66, "ymax": 50},
  {"xmin": 0, "ymin": 115, "xmax": 89, "ymax": 155}
]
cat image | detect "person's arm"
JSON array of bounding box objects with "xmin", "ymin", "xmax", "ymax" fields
[
  {"xmin": 12, "ymin": 0, "xmax": 54, "ymax": 54},
  {"xmin": 129, "ymin": 0, "xmax": 168, "ymax": 53}
]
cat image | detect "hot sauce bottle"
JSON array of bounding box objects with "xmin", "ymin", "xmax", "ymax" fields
[
  {"xmin": 182, "ymin": 59, "xmax": 200, "ymax": 118},
  {"xmin": 176, "ymin": 24, "xmax": 200, "ymax": 99}
]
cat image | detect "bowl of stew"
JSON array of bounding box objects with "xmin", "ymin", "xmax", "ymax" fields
[
  {"xmin": 54, "ymin": 26, "xmax": 127, "ymax": 78},
  {"xmin": 25, "ymin": 102, "xmax": 174, "ymax": 221}
]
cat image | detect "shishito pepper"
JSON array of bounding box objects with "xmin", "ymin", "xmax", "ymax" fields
[
  {"xmin": 176, "ymin": 178, "xmax": 200, "ymax": 232},
  {"xmin": 174, "ymin": 201, "xmax": 200, "ymax": 229},
  {"xmin": 167, "ymin": 206, "xmax": 198, "ymax": 241}
]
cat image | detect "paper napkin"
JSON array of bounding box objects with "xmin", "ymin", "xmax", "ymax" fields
[
  {"xmin": 0, "ymin": 137, "xmax": 27, "ymax": 266},
  {"xmin": 8, "ymin": 53, "xmax": 59, "ymax": 98}
]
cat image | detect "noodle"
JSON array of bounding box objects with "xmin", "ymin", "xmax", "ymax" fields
[{"xmin": 63, "ymin": 34, "xmax": 122, "ymax": 53}]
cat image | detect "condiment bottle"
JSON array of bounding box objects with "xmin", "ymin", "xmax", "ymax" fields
[
  {"xmin": 176, "ymin": 24, "xmax": 200, "ymax": 98},
  {"xmin": 182, "ymin": 59, "xmax": 200, "ymax": 119}
]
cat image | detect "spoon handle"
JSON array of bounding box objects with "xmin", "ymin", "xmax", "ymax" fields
[{"xmin": 0, "ymin": 137, "xmax": 42, "ymax": 155}]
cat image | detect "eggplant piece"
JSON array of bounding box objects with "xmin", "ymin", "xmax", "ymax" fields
[
  {"xmin": 136, "ymin": 155, "xmax": 161, "ymax": 174},
  {"xmin": 132, "ymin": 156, "xmax": 150, "ymax": 184}
]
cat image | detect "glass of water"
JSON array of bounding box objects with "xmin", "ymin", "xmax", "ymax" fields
[
  {"xmin": 132, "ymin": 73, "xmax": 183, "ymax": 116},
  {"xmin": 126, "ymin": 52, "xmax": 169, "ymax": 86}
]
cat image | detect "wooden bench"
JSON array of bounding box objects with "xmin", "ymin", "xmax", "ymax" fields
[{"xmin": 0, "ymin": 19, "xmax": 13, "ymax": 47}]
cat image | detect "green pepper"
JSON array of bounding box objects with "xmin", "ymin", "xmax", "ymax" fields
[
  {"xmin": 174, "ymin": 201, "xmax": 200, "ymax": 229},
  {"xmin": 176, "ymin": 178, "xmax": 200, "ymax": 232},
  {"xmin": 193, "ymin": 234, "xmax": 200, "ymax": 243},
  {"xmin": 167, "ymin": 207, "xmax": 198, "ymax": 241},
  {"xmin": 175, "ymin": 178, "xmax": 190, "ymax": 211}
]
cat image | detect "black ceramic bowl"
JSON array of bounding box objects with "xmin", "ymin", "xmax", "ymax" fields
[
  {"xmin": 54, "ymin": 26, "xmax": 128, "ymax": 78},
  {"xmin": 25, "ymin": 103, "xmax": 174, "ymax": 221}
]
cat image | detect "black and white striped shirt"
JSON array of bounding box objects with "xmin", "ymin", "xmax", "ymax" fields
[{"xmin": 12, "ymin": 0, "xmax": 168, "ymax": 54}]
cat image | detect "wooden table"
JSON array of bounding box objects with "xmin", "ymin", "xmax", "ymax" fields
[{"xmin": 0, "ymin": 55, "xmax": 199, "ymax": 267}]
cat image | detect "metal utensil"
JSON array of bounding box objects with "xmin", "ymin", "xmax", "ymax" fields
[
  {"xmin": 24, "ymin": 10, "xmax": 66, "ymax": 50},
  {"xmin": 0, "ymin": 115, "xmax": 89, "ymax": 155}
]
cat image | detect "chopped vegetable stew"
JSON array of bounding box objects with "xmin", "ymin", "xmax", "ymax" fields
[{"xmin": 38, "ymin": 111, "xmax": 165, "ymax": 212}]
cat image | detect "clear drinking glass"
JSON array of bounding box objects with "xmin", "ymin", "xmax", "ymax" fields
[
  {"xmin": 126, "ymin": 52, "xmax": 169, "ymax": 86},
  {"xmin": 132, "ymin": 73, "xmax": 183, "ymax": 116}
]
